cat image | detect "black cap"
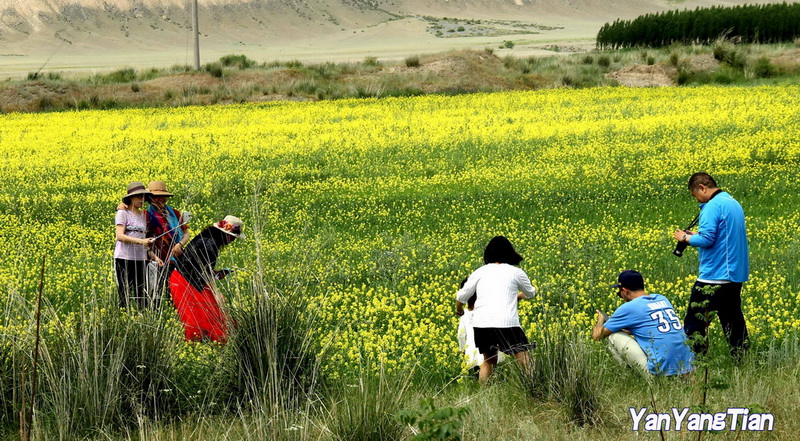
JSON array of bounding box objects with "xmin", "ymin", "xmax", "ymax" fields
[{"xmin": 610, "ymin": 270, "xmax": 645, "ymax": 291}]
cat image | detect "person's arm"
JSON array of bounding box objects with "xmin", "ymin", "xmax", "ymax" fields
[
  {"xmin": 515, "ymin": 268, "xmax": 537, "ymax": 299},
  {"xmin": 688, "ymin": 204, "xmax": 719, "ymax": 248},
  {"xmin": 172, "ymin": 228, "xmax": 190, "ymax": 257},
  {"xmin": 172, "ymin": 210, "xmax": 191, "ymax": 256},
  {"xmin": 592, "ymin": 310, "xmax": 612, "ymax": 341},
  {"xmin": 455, "ymin": 271, "xmax": 479, "ymax": 314},
  {"xmin": 455, "ymin": 300, "xmax": 465, "ymax": 317},
  {"xmin": 115, "ymin": 223, "xmax": 151, "ymax": 246}
]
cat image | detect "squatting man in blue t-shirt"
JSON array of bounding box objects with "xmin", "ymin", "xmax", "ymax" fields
[{"xmin": 592, "ymin": 270, "xmax": 695, "ymax": 376}]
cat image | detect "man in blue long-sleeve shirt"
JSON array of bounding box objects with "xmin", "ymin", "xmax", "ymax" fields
[{"xmin": 673, "ymin": 172, "xmax": 749, "ymax": 358}]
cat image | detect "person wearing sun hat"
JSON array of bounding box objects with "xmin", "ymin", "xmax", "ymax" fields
[
  {"xmin": 168, "ymin": 215, "xmax": 244, "ymax": 342},
  {"xmin": 144, "ymin": 180, "xmax": 191, "ymax": 306},
  {"xmin": 592, "ymin": 270, "xmax": 694, "ymax": 376},
  {"xmin": 114, "ymin": 182, "xmax": 158, "ymax": 308}
]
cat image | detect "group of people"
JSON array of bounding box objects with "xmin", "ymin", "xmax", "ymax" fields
[
  {"xmin": 113, "ymin": 181, "xmax": 245, "ymax": 342},
  {"xmin": 456, "ymin": 172, "xmax": 749, "ymax": 381}
]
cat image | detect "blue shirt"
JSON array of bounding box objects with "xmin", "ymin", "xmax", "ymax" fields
[
  {"xmin": 687, "ymin": 191, "xmax": 749, "ymax": 282},
  {"xmin": 605, "ymin": 294, "xmax": 694, "ymax": 376}
]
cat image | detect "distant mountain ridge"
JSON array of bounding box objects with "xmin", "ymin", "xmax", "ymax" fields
[
  {"xmin": 0, "ymin": 0, "xmax": 790, "ymax": 75},
  {"xmin": 1, "ymin": 1, "xmax": 773, "ymax": 43}
]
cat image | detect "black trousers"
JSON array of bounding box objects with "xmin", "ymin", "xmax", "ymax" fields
[
  {"xmin": 683, "ymin": 281, "xmax": 749, "ymax": 358},
  {"xmin": 115, "ymin": 258, "xmax": 148, "ymax": 308}
]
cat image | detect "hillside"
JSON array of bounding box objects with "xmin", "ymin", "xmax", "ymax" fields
[{"xmin": 0, "ymin": 0, "xmax": 794, "ymax": 77}]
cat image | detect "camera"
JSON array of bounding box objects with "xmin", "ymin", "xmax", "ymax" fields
[{"xmin": 673, "ymin": 231, "xmax": 690, "ymax": 257}]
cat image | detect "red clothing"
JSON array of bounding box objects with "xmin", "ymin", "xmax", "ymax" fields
[{"xmin": 169, "ymin": 270, "xmax": 228, "ymax": 342}]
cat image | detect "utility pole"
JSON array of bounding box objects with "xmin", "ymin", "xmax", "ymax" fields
[{"xmin": 192, "ymin": 0, "xmax": 200, "ymax": 70}]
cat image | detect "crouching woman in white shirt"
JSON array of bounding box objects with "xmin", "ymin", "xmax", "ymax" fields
[{"xmin": 455, "ymin": 236, "xmax": 537, "ymax": 383}]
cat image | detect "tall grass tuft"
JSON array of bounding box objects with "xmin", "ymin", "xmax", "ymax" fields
[
  {"xmin": 227, "ymin": 282, "xmax": 323, "ymax": 413},
  {"xmin": 324, "ymin": 360, "xmax": 416, "ymax": 441},
  {"xmin": 518, "ymin": 327, "xmax": 602, "ymax": 427}
]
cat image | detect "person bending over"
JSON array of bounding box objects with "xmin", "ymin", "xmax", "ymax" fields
[{"xmin": 456, "ymin": 236, "xmax": 536, "ymax": 383}]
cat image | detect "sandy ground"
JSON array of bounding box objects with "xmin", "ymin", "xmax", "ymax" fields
[{"xmin": 0, "ymin": 0, "xmax": 791, "ymax": 78}]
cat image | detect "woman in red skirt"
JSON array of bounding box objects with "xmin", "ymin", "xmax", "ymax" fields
[{"xmin": 169, "ymin": 216, "xmax": 244, "ymax": 342}]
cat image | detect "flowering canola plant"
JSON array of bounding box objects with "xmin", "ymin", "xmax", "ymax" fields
[{"xmin": 1, "ymin": 86, "xmax": 799, "ymax": 378}]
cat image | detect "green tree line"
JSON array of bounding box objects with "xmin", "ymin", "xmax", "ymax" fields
[{"xmin": 597, "ymin": 2, "xmax": 800, "ymax": 49}]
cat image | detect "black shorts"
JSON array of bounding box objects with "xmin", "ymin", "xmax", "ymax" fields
[{"xmin": 473, "ymin": 326, "xmax": 533, "ymax": 356}]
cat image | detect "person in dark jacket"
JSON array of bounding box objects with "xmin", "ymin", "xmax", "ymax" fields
[{"xmin": 169, "ymin": 215, "xmax": 244, "ymax": 342}]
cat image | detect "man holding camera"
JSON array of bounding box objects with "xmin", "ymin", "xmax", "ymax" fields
[
  {"xmin": 593, "ymin": 270, "xmax": 694, "ymax": 376},
  {"xmin": 673, "ymin": 172, "xmax": 749, "ymax": 358}
]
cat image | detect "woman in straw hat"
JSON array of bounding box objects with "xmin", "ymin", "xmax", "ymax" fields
[
  {"xmin": 114, "ymin": 182, "xmax": 159, "ymax": 308},
  {"xmin": 169, "ymin": 216, "xmax": 244, "ymax": 342},
  {"xmin": 144, "ymin": 181, "xmax": 190, "ymax": 306}
]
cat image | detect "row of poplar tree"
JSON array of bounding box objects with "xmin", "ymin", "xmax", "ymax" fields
[{"xmin": 596, "ymin": 2, "xmax": 800, "ymax": 49}]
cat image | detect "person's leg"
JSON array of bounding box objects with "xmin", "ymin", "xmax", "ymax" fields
[
  {"xmin": 606, "ymin": 332, "xmax": 649, "ymax": 375},
  {"xmin": 513, "ymin": 350, "xmax": 532, "ymax": 375},
  {"xmin": 479, "ymin": 352, "xmax": 498, "ymax": 383},
  {"xmin": 132, "ymin": 260, "xmax": 147, "ymax": 308},
  {"xmin": 715, "ymin": 283, "xmax": 749, "ymax": 359},
  {"xmin": 114, "ymin": 259, "xmax": 129, "ymax": 308},
  {"xmin": 683, "ymin": 281, "xmax": 712, "ymax": 354}
]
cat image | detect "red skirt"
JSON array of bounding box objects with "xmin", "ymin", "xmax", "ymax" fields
[{"xmin": 169, "ymin": 270, "xmax": 228, "ymax": 342}]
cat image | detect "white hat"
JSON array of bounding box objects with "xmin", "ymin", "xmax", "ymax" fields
[{"xmin": 214, "ymin": 215, "xmax": 245, "ymax": 239}]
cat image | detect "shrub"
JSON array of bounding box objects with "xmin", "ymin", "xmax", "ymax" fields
[
  {"xmin": 597, "ymin": 55, "xmax": 611, "ymax": 67},
  {"xmin": 582, "ymin": 55, "xmax": 594, "ymax": 65},
  {"xmin": 35, "ymin": 96, "xmax": 55, "ymax": 111},
  {"xmin": 503, "ymin": 40, "xmax": 515, "ymax": 49},
  {"xmin": 363, "ymin": 56, "xmax": 380, "ymax": 66},
  {"xmin": 219, "ymin": 54, "xmax": 256, "ymax": 69},
  {"xmin": 752, "ymin": 56, "xmax": 777, "ymax": 78},
  {"xmin": 46, "ymin": 72, "xmax": 62, "ymax": 81},
  {"xmin": 131, "ymin": 83, "xmax": 141, "ymax": 93},
  {"xmin": 203, "ymin": 62, "xmax": 224, "ymax": 78},
  {"xmin": 405, "ymin": 55, "xmax": 421, "ymax": 68},
  {"xmin": 104, "ymin": 68, "xmax": 137, "ymax": 84}
]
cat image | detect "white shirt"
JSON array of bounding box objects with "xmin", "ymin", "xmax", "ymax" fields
[{"xmin": 456, "ymin": 263, "xmax": 536, "ymax": 328}]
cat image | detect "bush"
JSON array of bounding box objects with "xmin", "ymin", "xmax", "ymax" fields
[
  {"xmin": 713, "ymin": 38, "xmax": 747, "ymax": 70},
  {"xmin": 203, "ymin": 62, "xmax": 224, "ymax": 78},
  {"xmin": 104, "ymin": 68, "xmax": 137, "ymax": 84},
  {"xmin": 219, "ymin": 54, "xmax": 256, "ymax": 69},
  {"xmin": 363, "ymin": 56, "xmax": 380, "ymax": 66},
  {"xmin": 752, "ymin": 56, "xmax": 777, "ymax": 78},
  {"xmin": 405, "ymin": 55, "xmax": 421, "ymax": 68},
  {"xmin": 597, "ymin": 55, "xmax": 611, "ymax": 67},
  {"xmin": 503, "ymin": 40, "xmax": 515, "ymax": 49},
  {"xmin": 582, "ymin": 55, "xmax": 594, "ymax": 65}
]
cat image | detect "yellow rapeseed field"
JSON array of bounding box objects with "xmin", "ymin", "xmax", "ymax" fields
[{"xmin": 1, "ymin": 86, "xmax": 799, "ymax": 378}]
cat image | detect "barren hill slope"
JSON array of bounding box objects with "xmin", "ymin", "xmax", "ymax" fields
[{"xmin": 0, "ymin": 0, "xmax": 791, "ymax": 77}]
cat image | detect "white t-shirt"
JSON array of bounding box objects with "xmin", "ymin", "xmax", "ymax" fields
[
  {"xmin": 456, "ymin": 263, "xmax": 536, "ymax": 328},
  {"xmin": 114, "ymin": 210, "xmax": 147, "ymax": 261}
]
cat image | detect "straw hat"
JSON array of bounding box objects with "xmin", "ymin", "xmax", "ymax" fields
[
  {"xmin": 122, "ymin": 182, "xmax": 152, "ymax": 203},
  {"xmin": 214, "ymin": 215, "xmax": 245, "ymax": 239},
  {"xmin": 147, "ymin": 181, "xmax": 174, "ymax": 197}
]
